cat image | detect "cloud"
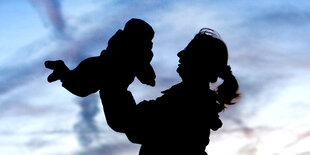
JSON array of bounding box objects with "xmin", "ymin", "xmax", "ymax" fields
[
  {"xmin": 74, "ymin": 94, "xmax": 100, "ymax": 147},
  {"xmin": 0, "ymin": 100, "xmax": 50, "ymax": 118},
  {"xmin": 286, "ymin": 130, "xmax": 310, "ymax": 148},
  {"xmin": 0, "ymin": 0, "xmax": 68, "ymax": 94},
  {"xmin": 215, "ymin": 2, "xmax": 310, "ymax": 127},
  {"xmin": 0, "ymin": 0, "xmax": 175, "ymax": 119},
  {"xmin": 297, "ymin": 151, "xmax": 310, "ymax": 155},
  {"xmin": 76, "ymin": 142, "xmax": 138, "ymax": 155},
  {"xmin": 249, "ymin": 6, "xmax": 310, "ymax": 27},
  {"xmin": 0, "ymin": 3, "xmax": 110, "ymax": 95},
  {"xmin": 0, "ymin": 0, "xmax": 173, "ymax": 96},
  {"xmin": 29, "ymin": 0, "xmax": 66, "ymax": 37},
  {"xmin": 0, "ymin": 54, "xmax": 46, "ymax": 94},
  {"xmin": 26, "ymin": 138, "xmax": 50, "ymax": 150},
  {"xmin": 238, "ymin": 142, "xmax": 258, "ymax": 155}
]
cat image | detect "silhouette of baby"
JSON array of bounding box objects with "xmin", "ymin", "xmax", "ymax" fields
[{"xmin": 45, "ymin": 18, "xmax": 156, "ymax": 97}]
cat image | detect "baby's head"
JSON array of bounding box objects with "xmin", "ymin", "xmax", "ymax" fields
[
  {"xmin": 124, "ymin": 18, "xmax": 154, "ymax": 42},
  {"xmin": 105, "ymin": 18, "xmax": 156, "ymax": 86},
  {"xmin": 123, "ymin": 18, "xmax": 156, "ymax": 86},
  {"xmin": 123, "ymin": 18, "xmax": 154, "ymax": 60}
]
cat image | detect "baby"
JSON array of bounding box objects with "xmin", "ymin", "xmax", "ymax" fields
[{"xmin": 45, "ymin": 18, "xmax": 156, "ymax": 97}]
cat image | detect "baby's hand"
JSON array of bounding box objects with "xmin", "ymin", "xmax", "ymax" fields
[
  {"xmin": 136, "ymin": 64, "xmax": 156, "ymax": 87},
  {"xmin": 45, "ymin": 60, "xmax": 69, "ymax": 82}
]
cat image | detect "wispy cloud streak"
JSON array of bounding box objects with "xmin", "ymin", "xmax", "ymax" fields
[
  {"xmin": 74, "ymin": 94, "xmax": 100, "ymax": 147},
  {"xmin": 29, "ymin": 0, "xmax": 66, "ymax": 37}
]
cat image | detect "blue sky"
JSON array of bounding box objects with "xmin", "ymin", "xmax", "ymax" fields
[{"xmin": 1, "ymin": 0, "xmax": 310, "ymax": 155}]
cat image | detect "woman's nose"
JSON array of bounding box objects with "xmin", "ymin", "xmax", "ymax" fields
[{"xmin": 177, "ymin": 50, "xmax": 185, "ymax": 58}]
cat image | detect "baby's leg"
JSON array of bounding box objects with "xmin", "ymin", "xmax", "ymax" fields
[{"xmin": 45, "ymin": 60, "xmax": 70, "ymax": 82}]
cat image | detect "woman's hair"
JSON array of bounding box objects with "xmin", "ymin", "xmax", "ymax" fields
[
  {"xmin": 217, "ymin": 65, "xmax": 240, "ymax": 110},
  {"xmin": 197, "ymin": 28, "xmax": 240, "ymax": 110}
]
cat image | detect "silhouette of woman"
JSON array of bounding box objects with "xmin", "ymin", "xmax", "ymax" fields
[{"xmin": 100, "ymin": 28, "xmax": 240, "ymax": 155}]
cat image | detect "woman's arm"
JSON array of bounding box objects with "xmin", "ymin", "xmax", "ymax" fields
[
  {"xmin": 99, "ymin": 89, "xmax": 137, "ymax": 133},
  {"xmin": 100, "ymin": 88, "xmax": 160, "ymax": 144}
]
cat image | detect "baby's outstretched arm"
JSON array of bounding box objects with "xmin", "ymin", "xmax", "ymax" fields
[
  {"xmin": 45, "ymin": 60, "xmax": 70, "ymax": 82},
  {"xmin": 45, "ymin": 57, "xmax": 104, "ymax": 97}
]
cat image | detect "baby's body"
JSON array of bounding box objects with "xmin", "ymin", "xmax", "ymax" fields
[{"xmin": 45, "ymin": 18, "xmax": 156, "ymax": 97}]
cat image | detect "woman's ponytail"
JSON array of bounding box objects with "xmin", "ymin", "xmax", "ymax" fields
[{"xmin": 217, "ymin": 66, "xmax": 240, "ymax": 110}]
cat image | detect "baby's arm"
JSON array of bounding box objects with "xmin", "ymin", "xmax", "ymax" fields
[
  {"xmin": 45, "ymin": 57, "xmax": 103, "ymax": 97},
  {"xmin": 61, "ymin": 56, "xmax": 103, "ymax": 97}
]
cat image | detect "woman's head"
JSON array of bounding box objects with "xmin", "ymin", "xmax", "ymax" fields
[
  {"xmin": 177, "ymin": 28, "xmax": 228, "ymax": 83},
  {"xmin": 177, "ymin": 28, "xmax": 240, "ymax": 109}
]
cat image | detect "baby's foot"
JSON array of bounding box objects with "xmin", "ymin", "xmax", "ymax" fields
[{"xmin": 45, "ymin": 60, "xmax": 69, "ymax": 82}]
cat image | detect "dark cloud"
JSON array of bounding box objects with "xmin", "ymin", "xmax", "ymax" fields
[{"xmin": 74, "ymin": 94, "xmax": 100, "ymax": 147}]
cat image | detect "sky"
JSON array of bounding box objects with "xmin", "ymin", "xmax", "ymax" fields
[{"xmin": 1, "ymin": 0, "xmax": 310, "ymax": 155}]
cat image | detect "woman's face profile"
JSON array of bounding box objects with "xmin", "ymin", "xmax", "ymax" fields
[
  {"xmin": 177, "ymin": 49, "xmax": 215, "ymax": 83},
  {"xmin": 176, "ymin": 42, "xmax": 225, "ymax": 84}
]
